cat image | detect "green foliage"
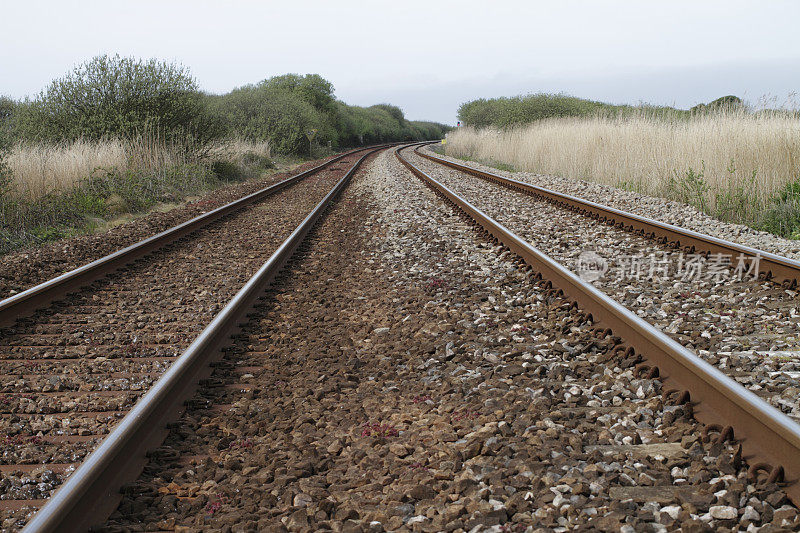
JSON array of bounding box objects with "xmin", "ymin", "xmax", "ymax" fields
[
  {"xmin": 666, "ymin": 164, "xmax": 710, "ymax": 212},
  {"xmin": 457, "ymin": 92, "xmax": 689, "ymax": 128},
  {"xmin": 240, "ymin": 151, "xmax": 274, "ymax": 170},
  {"xmin": 492, "ymin": 162, "xmax": 516, "ymax": 172},
  {"xmin": 211, "ymin": 160, "xmax": 243, "ymax": 182},
  {"xmin": 212, "ymin": 74, "xmax": 449, "ymax": 154},
  {"xmin": 456, "ymin": 93, "xmax": 751, "ymax": 129},
  {"xmin": 712, "ymin": 161, "xmax": 759, "ymax": 224},
  {"xmin": 1, "ymin": 64, "xmax": 450, "ymax": 254},
  {"xmin": 616, "ymin": 179, "xmax": 643, "ymax": 193},
  {"xmin": 211, "ymin": 78, "xmax": 335, "ymax": 154},
  {"xmin": 690, "ymin": 95, "xmax": 744, "ymax": 115},
  {"xmin": 758, "ymin": 178, "xmax": 800, "ymax": 238},
  {"xmin": 0, "ymin": 162, "xmax": 229, "ymax": 254},
  {"xmin": 14, "ymin": 55, "xmax": 222, "ymax": 147}
]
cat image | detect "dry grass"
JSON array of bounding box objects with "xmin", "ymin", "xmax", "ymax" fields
[
  {"xmin": 445, "ymin": 110, "xmax": 800, "ymax": 223},
  {"xmin": 7, "ymin": 137, "xmax": 270, "ymax": 200},
  {"xmin": 208, "ymin": 138, "xmax": 271, "ymax": 162},
  {"xmin": 8, "ymin": 140, "xmax": 127, "ymax": 200}
]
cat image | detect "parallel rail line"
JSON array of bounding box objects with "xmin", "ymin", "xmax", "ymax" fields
[
  {"xmin": 396, "ymin": 144, "xmax": 800, "ymax": 504},
  {"xmin": 0, "ymin": 144, "xmax": 394, "ymax": 328},
  {"xmin": 1, "ymin": 145, "xmax": 396, "ymax": 532},
  {"xmin": 415, "ymin": 146, "xmax": 800, "ymax": 287},
  {"xmin": 7, "ymin": 140, "xmax": 799, "ymax": 530}
]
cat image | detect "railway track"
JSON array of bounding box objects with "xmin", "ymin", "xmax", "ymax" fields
[
  {"xmin": 99, "ymin": 146, "xmax": 799, "ymax": 531},
  {"xmin": 397, "ymin": 146, "xmax": 800, "ymax": 496},
  {"xmin": 0, "ymin": 144, "xmax": 394, "ymax": 531},
  {"xmin": 406, "ymin": 147, "xmax": 800, "ymax": 421},
  {"xmin": 2, "ymin": 141, "xmax": 800, "ymax": 530},
  {"xmin": 414, "ymin": 146, "xmax": 800, "ymax": 287}
]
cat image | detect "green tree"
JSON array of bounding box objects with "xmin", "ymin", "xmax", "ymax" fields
[
  {"xmin": 15, "ymin": 55, "xmax": 221, "ymax": 147},
  {"xmin": 213, "ymin": 73, "xmax": 449, "ymax": 153}
]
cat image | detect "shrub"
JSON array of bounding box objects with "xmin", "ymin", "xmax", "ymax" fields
[
  {"xmin": 213, "ymin": 74, "xmax": 449, "ymax": 153},
  {"xmin": 758, "ymin": 179, "xmax": 800, "ymax": 237},
  {"xmin": 691, "ymin": 95, "xmax": 744, "ymax": 115},
  {"xmin": 14, "ymin": 55, "xmax": 222, "ymax": 148},
  {"xmin": 211, "ymin": 160, "xmax": 243, "ymax": 182},
  {"xmin": 240, "ymin": 151, "xmax": 274, "ymax": 170},
  {"xmin": 456, "ymin": 92, "xmax": 689, "ymax": 128}
]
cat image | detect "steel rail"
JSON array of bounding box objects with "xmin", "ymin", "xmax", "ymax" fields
[
  {"xmin": 21, "ymin": 145, "xmax": 389, "ymax": 533},
  {"xmin": 396, "ymin": 145, "xmax": 800, "ymax": 504},
  {"xmin": 415, "ymin": 146, "xmax": 800, "ymax": 287},
  {"xmin": 0, "ymin": 144, "xmax": 395, "ymax": 328}
]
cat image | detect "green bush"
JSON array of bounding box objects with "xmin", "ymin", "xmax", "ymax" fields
[
  {"xmin": 0, "ymin": 65, "xmax": 451, "ymax": 254},
  {"xmin": 212, "ymin": 84, "xmax": 333, "ymax": 154},
  {"xmin": 758, "ymin": 179, "xmax": 800, "ymax": 238},
  {"xmin": 456, "ymin": 93, "xmax": 690, "ymax": 128},
  {"xmin": 211, "ymin": 160, "xmax": 243, "ymax": 182},
  {"xmin": 240, "ymin": 151, "xmax": 274, "ymax": 170},
  {"xmin": 690, "ymin": 95, "xmax": 744, "ymax": 115},
  {"xmin": 212, "ymin": 73, "xmax": 449, "ymax": 153},
  {"xmin": 14, "ymin": 55, "xmax": 222, "ymax": 147}
]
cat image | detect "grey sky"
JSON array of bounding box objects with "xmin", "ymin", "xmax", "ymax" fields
[{"xmin": 2, "ymin": 0, "xmax": 799, "ymax": 124}]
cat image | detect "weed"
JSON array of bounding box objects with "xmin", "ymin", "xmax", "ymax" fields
[
  {"xmin": 205, "ymin": 493, "xmax": 228, "ymax": 515},
  {"xmin": 667, "ymin": 163, "xmax": 709, "ymax": 212},
  {"xmin": 616, "ymin": 179, "xmax": 642, "ymax": 193},
  {"xmin": 491, "ymin": 161, "xmax": 515, "ymax": 172},
  {"xmin": 424, "ymin": 278, "xmax": 447, "ymax": 291},
  {"xmin": 451, "ymin": 409, "xmax": 480, "ymax": 422},
  {"xmin": 757, "ymin": 181, "xmax": 800, "ymax": 237},
  {"xmin": 361, "ymin": 422, "xmax": 399, "ymax": 438},
  {"xmin": 211, "ymin": 160, "xmax": 243, "ymax": 182},
  {"xmin": 713, "ymin": 161, "xmax": 760, "ymax": 224}
]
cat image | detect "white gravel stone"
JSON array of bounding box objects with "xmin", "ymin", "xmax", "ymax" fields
[{"xmin": 709, "ymin": 505, "xmax": 738, "ymax": 519}]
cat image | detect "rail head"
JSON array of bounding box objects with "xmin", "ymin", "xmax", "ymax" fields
[
  {"xmin": 396, "ymin": 144, "xmax": 800, "ymax": 504},
  {"xmin": 415, "ymin": 145, "xmax": 800, "ymax": 286},
  {"xmin": 21, "ymin": 144, "xmax": 397, "ymax": 533}
]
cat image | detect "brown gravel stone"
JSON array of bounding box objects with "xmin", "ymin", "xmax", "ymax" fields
[{"xmin": 94, "ymin": 149, "xmax": 796, "ymax": 532}]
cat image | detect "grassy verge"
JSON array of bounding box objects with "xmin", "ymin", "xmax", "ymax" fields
[
  {"xmin": 0, "ymin": 139, "xmax": 274, "ymax": 255},
  {"xmin": 445, "ymin": 111, "xmax": 800, "ymax": 238}
]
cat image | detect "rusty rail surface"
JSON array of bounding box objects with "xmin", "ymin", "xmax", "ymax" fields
[
  {"xmin": 21, "ymin": 145, "xmax": 393, "ymax": 533},
  {"xmin": 0, "ymin": 144, "xmax": 395, "ymax": 328},
  {"xmin": 397, "ymin": 145, "xmax": 800, "ymax": 504},
  {"xmin": 415, "ymin": 146, "xmax": 800, "ymax": 288}
]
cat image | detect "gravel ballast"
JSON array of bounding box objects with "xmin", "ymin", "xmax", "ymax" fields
[
  {"xmin": 101, "ymin": 149, "xmax": 797, "ymax": 532},
  {"xmin": 409, "ymin": 149, "xmax": 800, "ymax": 422},
  {"xmin": 0, "ymin": 155, "xmax": 367, "ymax": 530},
  {"xmin": 431, "ymin": 147, "xmax": 800, "ymax": 261},
  {"xmin": 0, "ymin": 154, "xmax": 350, "ymax": 299}
]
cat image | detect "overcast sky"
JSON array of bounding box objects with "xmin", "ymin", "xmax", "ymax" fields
[{"xmin": 1, "ymin": 0, "xmax": 799, "ymax": 124}]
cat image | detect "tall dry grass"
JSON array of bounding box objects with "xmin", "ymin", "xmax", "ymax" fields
[
  {"xmin": 208, "ymin": 138, "xmax": 271, "ymax": 164},
  {"xmin": 445, "ymin": 110, "xmax": 800, "ymax": 226},
  {"xmin": 6, "ymin": 137, "xmax": 270, "ymax": 201},
  {"xmin": 7, "ymin": 138, "xmax": 187, "ymax": 200}
]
